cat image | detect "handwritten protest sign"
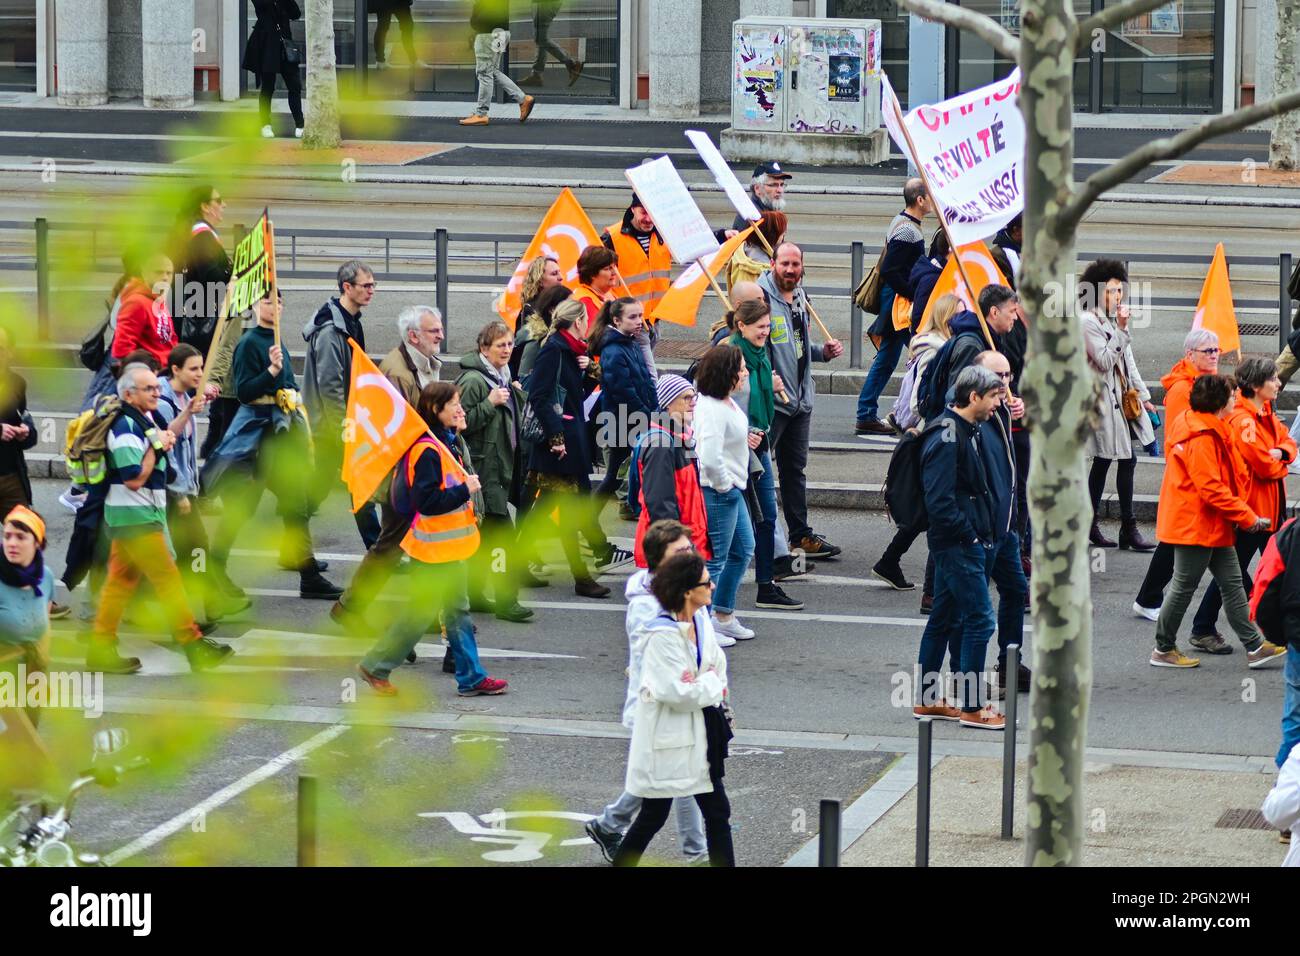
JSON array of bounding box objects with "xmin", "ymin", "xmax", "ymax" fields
[
  {"xmin": 624, "ymin": 157, "xmax": 720, "ymax": 264},
  {"xmin": 228, "ymin": 209, "xmax": 273, "ymax": 315},
  {"xmin": 684, "ymin": 129, "xmax": 762, "ymax": 224}
]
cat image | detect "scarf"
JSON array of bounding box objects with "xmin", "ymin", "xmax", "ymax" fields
[
  {"xmin": 0, "ymin": 548, "xmax": 45, "ymax": 597},
  {"xmin": 729, "ymin": 331, "xmax": 774, "ymax": 432},
  {"xmin": 480, "ymin": 353, "xmax": 517, "ymax": 450},
  {"xmin": 558, "ymin": 328, "xmax": 589, "ymax": 357}
]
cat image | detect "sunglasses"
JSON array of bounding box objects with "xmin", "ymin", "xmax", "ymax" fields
[
  {"xmin": 1192, "ymin": 347, "xmax": 1221, "ymax": 356},
  {"xmin": 694, "ymin": 579, "xmax": 716, "ymax": 590}
]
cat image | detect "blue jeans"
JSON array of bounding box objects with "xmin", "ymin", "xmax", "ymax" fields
[
  {"xmin": 989, "ymin": 530, "xmax": 1028, "ymax": 666},
  {"xmin": 361, "ymin": 560, "xmax": 488, "ymax": 692},
  {"xmin": 1280, "ymin": 646, "xmax": 1300, "ymax": 769},
  {"xmin": 752, "ymin": 450, "xmax": 778, "ymax": 585},
  {"xmin": 856, "ymin": 330, "xmax": 907, "ymax": 422},
  {"xmin": 918, "ymin": 540, "xmax": 996, "ymax": 711},
  {"xmin": 703, "ymin": 486, "xmax": 755, "ymax": 615}
]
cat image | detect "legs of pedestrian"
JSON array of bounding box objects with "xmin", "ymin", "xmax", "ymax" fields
[
  {"xmin": 692, "ymin": 785, "xmax": 735, "ymax": 867},
  {"xmin": 1135, "ymin": 541, "xmax": 1175, "ymax": 616},
  {"xmin": 612, "ymin": 797, "xmax": 673, "ymax": 866},
  {"xmin": 770, "ymin": 410, "xmax": 830, "ymax": 554},
  {"xmin": 1205, "ymin": 545, "xmax": 1275, "ymax": 660},
  {"xmin": 873, "ymin": 521, "xmax": 921, "ymax": 590},
  {"xmin": 596, "ymin": 442, "xmax": 631, "ymax": 499},
  {"xmin": 989, "ymin": 531, "xmax": 1028, "ymax": 669},
  {"xmin": 673, "ymin": 795, "xmax": 708, "ymax": 859},
  {"xmin": 1190, "ymin": 531, "xmax": 1267, "ymax": 650},
  {"xmin": 1152, "ymin": 545, "xmax": 1214, "ymax": 663},
  {"xmin": 1279, "ymin": 643, "xmax": 1300, "ymax": 768},
  {"xmin": 467, "ymin": 30, "xmax": 531, "ymax": 124},
  {"xmin": 334, "ymin": 500, "xmax": 407, "ymax": 626},
  {"xmin": 374, "ymin": 10, "xmax": 392, "ymax": 62},
  {"xmin": 258, "ymin": 71, "xmax": 278, "ymax": 130},
  {"xmin": 855, "ymin": 331, "xmax": 905, "ymax": 431},
  {"xmin": 703, "ymin": 486, "xmax": 755, "ymax": 632},
  {"xmin": 280, "ymin": 63, "xmax": 304, "ymax": 131},
  {"xmin": 1087, "ymin": 455, "xmax": 1117, "ymax": 547}
]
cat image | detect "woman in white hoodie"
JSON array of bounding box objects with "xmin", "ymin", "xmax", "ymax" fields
[
  {"xmin": 613, "ymin": 551, "xmax": 734, "ymax": 866},
  {"xmin": 1264, "ymin": 741, "xmax": 1300, "ymax": 866}
]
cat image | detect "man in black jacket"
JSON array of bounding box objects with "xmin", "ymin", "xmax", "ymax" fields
[{"xmin": 914, "ymin": 364, "xmax": 1007, "ymax": 730}]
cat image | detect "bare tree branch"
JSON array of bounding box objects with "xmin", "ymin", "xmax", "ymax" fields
[
  {"xmin": 1075, "ymin": 0, "xmax": 1187, "ymax": 54},
  {"xmin": 1057, "ymin": 89, "xmax": 1300, "ymax": 233},
  {"xmin": 896, "ymin": 0, "xmax": 1020, "ymax": 62}
]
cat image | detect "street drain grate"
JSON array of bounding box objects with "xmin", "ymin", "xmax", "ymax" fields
[
  {"xmin": 1214, "ymin": 808, "xmax": 1274, "ymax": 831},
  {"xmin": 1238, "ymin": 323, "xmax": 1281, "ymax": 336}
]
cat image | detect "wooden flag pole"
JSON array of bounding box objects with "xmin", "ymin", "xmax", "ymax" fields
[
  {"xmin": 805, "ymin": 299, "xmax": 835, "ymax": 343},
  {"xmin": 266, "ymin": 220, "xmax": 281, "ymax": 352},
  {"xmin": 197, "ymin": 281, "xmax": 233, "ymax": 395},
  {"xmin": 699, "ymin": 258, "xmax": 733, "ymax": 312},
  {"xmin": 751, "ymin": 220, "xmax": 774, "ymax": 257}
]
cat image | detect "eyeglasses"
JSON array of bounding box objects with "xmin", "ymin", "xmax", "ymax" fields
[
  {"xmin": 694, "ymin": 580, "xmax": 716, "ymax": 590},
  {"xmin": 133, "ymin": 385, "xmax": 162, "ymax": 394},
  {"xmin": 1192, "ymin": 347, "xmax": 1221, "ymax": 356},
  {"xmin": 356, "ymin": 282, "xmax": 377, "ymax": 291}
]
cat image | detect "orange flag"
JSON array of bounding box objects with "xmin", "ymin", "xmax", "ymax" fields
[
  {"xmin": 341, "ymin": 340, "xmax": 430, "ymax": 512},
  {"xmin": 919, "ymin": 241, "xmax": 1010, "ymax": 327},
  {"xmin": 1192, "ymin": 243, "xmax": 1239, "ymax": 356},
  {"xmin": 495, "ymin": 187, "xmax": 604, "ymax": 327},
  {"xmin": 652, "ymin": 227, "xmax": 754, "ymax": 327}
]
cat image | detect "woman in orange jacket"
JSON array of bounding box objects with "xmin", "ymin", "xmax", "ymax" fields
[
  {"xmin": 1150, "ymin": 373, "xmax": 1288, "ymax": 670},
  {"xmin": 1188, "ymin": 357, "xmax": 1298, "ymax": 652}
]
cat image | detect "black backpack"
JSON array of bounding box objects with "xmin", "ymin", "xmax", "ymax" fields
[
  {"xmin": 916, "ymin": 331, "xmax": 982, "ymax": 423},
  {"xmin": 882, "ymin": 418, "xmax": 946, "ymax": 532}
]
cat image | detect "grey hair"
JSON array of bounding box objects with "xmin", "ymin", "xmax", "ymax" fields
[
  {"xmin": 396, "ymin": 305, "xmax": 441, "ymax": 339},
  {"xmin": 1183, "ymin": 328, "xmax": 1219, "ymax": 353},
  {"xmin": 337, "ymin": 259, "xmax": 373, "ymax": 292},
  {"xmin": 952, "ymin": 364, "xmax": 1005, "ymax": 408},
  {"xmin": 116, "ymin": 362, "xmax": 151, "ymax": 399},
  {"xmin": 751, "ymin": 173, "xmax": 772, "ymax": 188},
  {"xmin": 1235, "ymin": 356, "xmax": 1278, "ymax": 398}
]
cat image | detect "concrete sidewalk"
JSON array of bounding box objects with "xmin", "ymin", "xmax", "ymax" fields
[{"xmin": 842, "ymin": 755, "xmax": 1288, "ymax": 867}]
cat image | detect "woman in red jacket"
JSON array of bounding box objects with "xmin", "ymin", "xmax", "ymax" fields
[
  {"xmin": 1150, "ymin": 373, "xmax": 1288, "ymax": 670},
  {"xmin": 111, "ymin": 253, "xmax": 178, "ymax": 370},
  {"xmin": 1188, "ymin": 357, "xmax": 1298, "ymax": 653},
  {"xmin": 633, "ymin": 374, "xmax": 710, "ymax": 567}
]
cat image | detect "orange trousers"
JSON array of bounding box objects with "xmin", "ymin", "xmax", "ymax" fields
[{"xmin": 91, "ymin": 530, "xmax": 201, "ymax": 645}]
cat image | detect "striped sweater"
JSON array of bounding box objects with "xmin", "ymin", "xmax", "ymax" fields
[{"xmin": 104, "ymin": 409, "xmax": 169, "ymax": 538}]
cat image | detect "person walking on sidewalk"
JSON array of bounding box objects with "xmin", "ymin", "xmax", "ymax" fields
[
  {"xmin": 912, "ymin": 365, "xmax": 1007, "ymax": 731},
  {"xmin": 245, "ymin": 0, "xmax": 304, "ymax": 138},
  {"xmin": 461, "ymin": 0, "xmax": 536, "ymax": 127},
  {"xmin": 1149, "ymin": 373, "xmax": 1287, "ymax": 670},
  {"xmin": 519, "ymin": 0, "xmax": 583, "ymax": 87},
  {"xmin": 585, "ymin": 520, "xmax": 717, "ymax": 864},
  {"xmin": 1132, "ymin": 329, "xmax": 1221, "ymax": 621},
  {"xmin": 611, "ymin": 551, "xmax": 735, "ymax": 867},
  {"xmin": 631, "ymin": 376, "xmax": 710, "ymax": 570},
  {"xmin": 1081, "ymin": 259, "xmax": 1157, "ymax": 551},
  {"xmin": 373, "ymin": 0, "xmax": 431, "ymax": 70},
  {"xmin": 856, "ymin": 179, "xmax": 930, "ymax": 436}
]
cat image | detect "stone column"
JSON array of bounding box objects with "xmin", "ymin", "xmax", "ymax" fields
[
  {"xmin": 108, "ymin": 0, "xmax": 143, "ymax": 101},
  {"xmin": 141, "ymin": 0, "xmax": 194, "ymax": 108},
  {"xmin": 55, "ymin": 0, "xmax": 108, "ymax": 106},
  {"xmin": 739, "ymin": 0, "xmax": 793, "ymax": 16},
  {"xmin": 649, "ymin": 0, "xmax": 702, "ymax": 118}
]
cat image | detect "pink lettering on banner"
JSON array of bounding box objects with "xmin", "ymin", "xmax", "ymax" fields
[{"xmin": 917, "ymin": 107, "xmax": 945, "ymax": 132}]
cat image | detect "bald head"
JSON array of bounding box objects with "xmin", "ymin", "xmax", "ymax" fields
[
  {"xmin": 730, "ymin": 280, "xmax": 764, "ymax": 308},
  {"xmin": 903, "ymin": 178, "xmax": 930, "ymax": 217}
]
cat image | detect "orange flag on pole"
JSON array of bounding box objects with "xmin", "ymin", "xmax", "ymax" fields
[
  {"xmin": 653, "ymin": 226, "xmax": 754, "ymax": 327},
  {"xmin": 919, "ymin": 241, "xmax": 1010, "ymax": 327},
  {"xmin": 495, "ymin": 187, "xmax": 604, "ymax": 327},
  {"xmin": 1191, "ymin": 243, "xmax": 1239, "ymax": 356},
  {"xmin": 341, "ymin": 340, "xmax": 430, "ymax": 512}
]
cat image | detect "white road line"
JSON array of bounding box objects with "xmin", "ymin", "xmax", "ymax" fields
[
  {"xmin": 235, "ymin": 628, "xmax": 582, "ymax": 660},
  {"xmin": 102, "ymin": 723, "xmax": 350, "ymax": 866}
]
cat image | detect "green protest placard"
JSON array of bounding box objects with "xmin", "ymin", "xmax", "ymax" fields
[{"xmin": 228, "ymin": 208, "xmax": 272, "ymax": 315}]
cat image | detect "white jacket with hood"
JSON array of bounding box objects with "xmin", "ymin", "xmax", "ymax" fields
[
  {"xmin": 622, "ymin": 570, "xmax": 718, "ymax": 728},
  {"xmin": 1263, "ymin": 741, "xmax": 1300, "ymax": 867}
]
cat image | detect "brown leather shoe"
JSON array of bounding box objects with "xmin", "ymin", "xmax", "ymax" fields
[
  {"xmin": 519, "ymin": 95, "xmax": 536, "ymax": 123},
  {"xmin": 459, "ymin": 114, "xmax": 489, "ymax": 126}
]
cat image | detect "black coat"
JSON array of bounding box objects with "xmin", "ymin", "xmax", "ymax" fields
[
  {"xmin": 526, "ymin": 333, "xmax": 592, "ymax": 481},
  {"xmin": 178, "ymin": 224, "xmax": 232, "ymax": 357},
  {"xmin": 921, "ymin": 408, "xmax": 996, "ymax": 551},
  {"xmin": 243, "ymin": 0, "xmax": 300, "ymax": 76}
]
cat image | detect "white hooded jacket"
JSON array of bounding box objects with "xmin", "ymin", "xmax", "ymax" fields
[
  {"xmin": 622, "ymin": 569, "xmax": 718, "ymax": 729},
  {"xmin": 1263, "ymin": 741, "xmax": 1300, "ymax": 867}
]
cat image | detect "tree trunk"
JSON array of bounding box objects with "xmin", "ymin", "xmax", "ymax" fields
[
  {"xmin": 1017, "ymin": 0, "xmax": 1095, "ymax": 866},
  {"xmin": 1271, "ymin": 0, "xmax": 1299, "ymax": 169},
  {"xmin": 302, "ymin": 0, "xmax": 341, "ymax": 150}
]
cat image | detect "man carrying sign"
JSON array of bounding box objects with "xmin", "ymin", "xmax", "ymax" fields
[{"xmin": 601, "ymin": 193, "xmax": 671, "ymax": 376}]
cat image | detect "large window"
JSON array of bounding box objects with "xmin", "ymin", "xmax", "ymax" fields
[
  {"xmin": 826, "ymin": 0, "xmax": 909, "ymax": 108},
  {"xmin": 0, "ymin": 0, "xmax": 36, "ymax": 92}
]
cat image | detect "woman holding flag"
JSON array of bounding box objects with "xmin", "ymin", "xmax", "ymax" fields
[{"xmin": 357, "ymin": 381, "xmax": 507, "ymax": 698}]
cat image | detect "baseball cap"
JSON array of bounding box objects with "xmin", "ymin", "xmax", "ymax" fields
[{"xmin": 753, "ymin": 161, "xmax": 792, "ymax": 180}]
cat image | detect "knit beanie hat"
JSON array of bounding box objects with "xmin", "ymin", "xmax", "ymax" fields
[{"xmin": 656, "ymin": 374, "xmax": 693, "ymax": 410}]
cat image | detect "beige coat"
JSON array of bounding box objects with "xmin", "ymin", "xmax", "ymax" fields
[{"xmin": 1082, "ymin": 310, "xmax": 1154, "ymax": 460}]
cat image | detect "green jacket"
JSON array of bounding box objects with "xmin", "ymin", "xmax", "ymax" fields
[{"xmin": 455, "ymin": 351, "xmax": 522, "ymax": 517}]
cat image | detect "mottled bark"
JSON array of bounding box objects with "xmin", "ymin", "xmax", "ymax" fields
[
  {"xmin": 302, "ymin": 0, "xmax": 341, "ymax": 150},
  {"xmin": 1271, "ymin": 0, "xmax": 1299, "ymax": 170}
]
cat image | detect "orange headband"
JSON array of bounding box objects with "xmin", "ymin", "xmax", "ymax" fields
[{"xmin": 4, "ymin": 505, "xmax": 45, "ymax": 547}]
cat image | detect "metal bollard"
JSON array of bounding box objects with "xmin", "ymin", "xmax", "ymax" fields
[
  {"xmin": 818, "ymin": 799, "xmax": 842, "ymax": 867},
  {"xmin": 916, "ymin": 717, "xmax": 932, "ymax": 867},
  {"xmin": 1281, "ymin": 253, "xmax": 1293, "ymax": 354},
  {"xmin": 1001, "ymin": 644, "xmax": 1020, "ymax": 840},
  {"xmin": 850, "ymin": 241, "xmax": 864, "ymax": 369},
  {"xmin": 435, "ymin": 228, "xmax": 449, "ymax": 353},
  {"xmin": 297, "ymin": 774, "xmax": 317, "ymax": 867},
  {"xmin": 35, "ymin": 217, "xmax": 49, "ymax": 340}
]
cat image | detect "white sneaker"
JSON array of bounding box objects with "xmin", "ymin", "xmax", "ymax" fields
[
  {"xmin": 1132, "ymin": 601, "xmax": 1160, "ymax": 622},
  {"xmin": 713, "ymin": 632, "xmax": 737, "ymax": 648},
  {"xmin": 58, "ymin": 486, "xmax": 87, "ymax": 513},
  {"xmin": 260, "ymin": 124, "xmax": 274, "ymax": 138},
  {"xmin": 712, "ymin": 615, "xmax": 755, "ymax": 641},
  {"xmin": 294, "ymin": 128, "xmax": 303, "ymax": 139}
]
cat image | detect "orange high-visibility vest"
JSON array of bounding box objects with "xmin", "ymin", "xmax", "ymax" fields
[
  {"xmin": 606, "ymin": 222, "xmax": 673, "ymax": 320},
  {"xmin": 399, "ymin": 437, "xmax": 481, "ymax": 563}
]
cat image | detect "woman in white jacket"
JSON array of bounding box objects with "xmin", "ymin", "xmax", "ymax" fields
[
  {"xmin": 691, "ymin": 345, "xmax": 758, "ymax": 642},
  {"xmin": 613, "ymin": 551, "xmax": 734, "ymax": 866}
]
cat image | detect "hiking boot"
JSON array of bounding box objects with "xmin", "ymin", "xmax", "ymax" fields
[
  {"xmin": 575, "ymin": 577, "xmax": 611, "ymax": 599},
  {"xmin": 300, "ymin": 570, "xmax": 344, "ymax": 601},
  {"xmin": 495, "ymin": 602, "xmax": 535, "ymax": 624},
  {"xmin": 1089, "ymin": 520, "xmax": 1117, "ymax": 548},
  {"xmin": 519, "ymin": 95, "xmax": 536, "ymax": 122},
  {"xmin": 959, "ymin": 707, "xmax": 1006, "ymax": 731},
  {"xmin": 1118, "ymin": 518, "xmax": 1156, "ymax": 553},
  {"xmin": 184, "ymin": 637, "xmax": 235, "ymax": 672},
  {"xmin": 358, "ymin": 664, "xmax": 397, "ymax": 697},
  {"xmin": 855, "ymin": 418, "xmax": 893, "ymax": 436},
  {"xmin": 912, "ymin": 702, "xmax": 962, "ymax": 721},
  {"xmin": 86, "ymin": 642, "xmax": 142, "ymax": 674},
  {"xmin": 1189, "ymin": 632, "xmax": 1233, "ymax": 655},
  {"xmin": 584, "ymin": 818, "xmax": 621, "ymax": 863},
  {"xmin": 1150, "ymin": 647, "xmax": 1200, "ymax": 668},
  {"xmin": 405, "ymin": 650, "xmax": 417, "ymax": 664},
  {"xmin": 772, "ymin": 554, "xmax": 806, "ymax": 581},
  {"xmin": 871, "ymin": 561, "xmax": 914, "ymax": 591},
  {"xmin": 919, "ymin": 593, "xmax": 933, "ymax": 615},
  {"xmin": 520, "ymin": 70, "xmax": 545, "ymax": 86},
  {"xmin": 458, "ymin": 676, "xmax": 509, "ymax": 697},
  {"xmin": 755, "ymin": 583, "xmax": 803, "ymax": 610},
  {"xmin": 567, "ymin": 61, "xmax": 584, "ymax": 86},
  {"xmin": 1247, "ymin": 641, "xmax": 1287, "ymax": 669},
  {"xmin": 797, "ymin": 534, "xmax": 841, "ymax": 560}
]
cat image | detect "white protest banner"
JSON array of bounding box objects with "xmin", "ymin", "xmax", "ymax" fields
[
  {"xmin": 684, "ymin": 129, "xmax": 762, "ymax": 223},
  {"xmin": 881, "ymin": 70, "xmax": 1024, "ymax": 247},
  {"xmin": 624, "ymin": 156, "xmax": 720, "ymax": 264}
]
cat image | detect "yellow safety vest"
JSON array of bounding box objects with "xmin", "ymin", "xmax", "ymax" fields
[
  {"xmin": 399, "ymin": 437, "xmax": 481, "ymax": 563},
  {"xmin": 607, "ymin": 222, "xmax": 673, "ymax": 320}
]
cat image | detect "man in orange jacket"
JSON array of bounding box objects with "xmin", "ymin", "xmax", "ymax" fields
[
  {"xmin": 1133, "ymin": 328, "xmax": 1222, "ymax": 619},
  {"xmin": 1149, "ymin": 373, "xmax": 1287, "ymax": 669}
]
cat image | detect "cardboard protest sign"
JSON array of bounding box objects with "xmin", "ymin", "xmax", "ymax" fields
[
  {"xmin": 227, "ymin": 209, "xmax": 274, "ymax": 315},
  {"xmin": 624, "ymin": 156, "xmax": 720, "ymax": 264},
  {"xmin": 684, "ymin": 129, "xmax": 763, "ymax": 224}
]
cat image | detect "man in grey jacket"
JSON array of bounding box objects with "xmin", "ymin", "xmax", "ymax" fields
[
  {"xmin": 758, "ymin": 243, "xmax": 845, "ymax": 560},
  {"xmin": 302, "ymin": 259, "xmax": 381, "ymax": 549}
]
